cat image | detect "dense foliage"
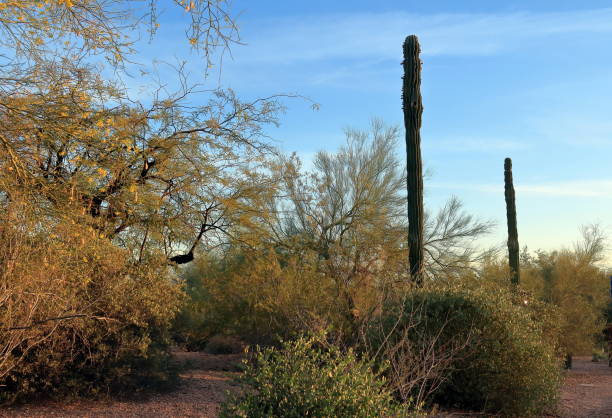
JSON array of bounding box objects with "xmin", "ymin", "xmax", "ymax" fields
[
  {"xmin": 0, "ymin": 204, "xmax": 183, "ymax": 403},
  {"xmin": 0, "ymin": 0, "xmax": 278, "ymax": 404},
  {"xmin": 520, "ymin": 233, "xmax": 609, "ymax": 356},
  {"xmin": 367, "ymin": 284, "xmax": 562, "ymax": 416},
  {"xmin": 219, "ymin": 335, "xmax": 409, "ymax": 418},
  {"xmin": 173, "ymin": 248, "xmax": 339, "ymax": 347}
]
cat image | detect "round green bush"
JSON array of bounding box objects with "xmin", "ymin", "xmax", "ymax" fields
[
  {"xmin": 220, "ymin": 335, "xmax": 410, "ymax": 418},
  {"xmin": 369, "ymin": 286, "xmax": 562, "ymax": 416}
]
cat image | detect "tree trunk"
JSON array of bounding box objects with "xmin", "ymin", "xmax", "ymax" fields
[
  {"xmin": 402, "ymin": 35, "xmax": 425, "ymax": 285},
  {"xmin": 504, "ymin": 157, "xmax": 520, "ymax": 284}
]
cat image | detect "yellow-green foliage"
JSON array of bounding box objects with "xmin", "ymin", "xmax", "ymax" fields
[
  {"xmin": 368, "ymin": 284, "xmax": 562, "ymax": 416},
  {"xmin": 0, "ymin": 207, "xmax": 184, "ymax": 403},
  {"xmin": 219, "ymin": 335, "xmax": 411, "ymax": 418},
  {"xmin": 174, "ymin": 248, "xmax": 340, "ymax": 346},
  {"xmin": 0, "ymin": 1, "xmax": 237, "ymax": 69},
  {"xmin": 521, "ymin": 249, "xmax": 608, "ymax": 355},
  {"xmin": 0, "ymin": 0, "xmax": 300, "ymax": 405}
]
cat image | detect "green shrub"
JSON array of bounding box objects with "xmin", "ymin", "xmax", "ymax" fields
[
  {"xmin": 368, "ymin": 286, "xmax": 561, "ymax": 416},
  {"xmin": 0, "ymin": 216, "xmax": 184, "ymax": 404},
  {"xmin": 171, "ymin": 262, "xmax": 213, "ymax": 350},
  {"xmin": 220, "ymin": 335, "xmax": 411, "ymax": 418},
  {"xmin": 173, "ymin": 249, "xmax": 340, "ymax": 347},
  {"xmin": 521, "ymin": 249, "xmax": 608, "ymax": 357}
]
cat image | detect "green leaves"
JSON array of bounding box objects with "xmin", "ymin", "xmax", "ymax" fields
[
  {"xmin": 220, "ymin": 335, "xmax": 408, "ymax": 418},
  {"xmin": 370, "ymin": 286, "xmax": 562, "ymax": 415}
]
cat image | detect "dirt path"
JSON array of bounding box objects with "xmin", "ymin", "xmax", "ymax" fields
[
  {"xmin": 0, "ymin": 352, "xmax": 242, "ymax": 418},
  {"xmin": 556, "ymin": 356, "xmax": 612, "ymax": 418}
]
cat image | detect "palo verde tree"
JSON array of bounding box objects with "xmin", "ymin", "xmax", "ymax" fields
[
  {"xmin": 0, "ymin": 0, "xmax": 287, "ymax": 400},
  {"xmin": 0, "ymin": 0, "xmax": 284, "ymax": 265},
  {"xmin": 272, "ymin": 121, "xmax": 409, "ymax": 335},
  {"xmin": 0, "ymin": 60, "xmax": 283, "ymax": 264},
  {"xmin": 520, "ymin": 225, "xmax": 609, "ymax": 360},
  {"xmin": 402, "ymin": 35, "xmax": 425, "ymax": 285},
  {"xmin": 249, "ymin": 121, "xmax": 493, "ymax": 340},
  {"xmin": 0, "ymin": 0, "xmax": 237, "ymax": 67}
]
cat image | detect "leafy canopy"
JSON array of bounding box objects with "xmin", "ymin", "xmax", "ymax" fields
[{"xmin": 0, "ymin": 0, "xmax": 286, "ymax": 264}]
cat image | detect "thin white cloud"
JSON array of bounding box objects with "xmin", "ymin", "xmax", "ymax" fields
[
  {"xmin": 235, "ymin": 9, "xmax": 612, "ymax": 64},
  {"xmin": 307, "ymin": 60, "xmax": 395, "ymax": 89},
  {"xmin": 430, "ymin": 179, "xmax": 612, "ymax": 197},
  {"xmin": 425, "ymin": 137, "xmax": 530, "ymax": 152},
  {"xmin": 529, "ymin": 113, "xmax": 612, "ymax": 148}
]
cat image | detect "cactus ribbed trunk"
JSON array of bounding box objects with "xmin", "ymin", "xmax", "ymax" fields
[
  {"xmin": 504, "ymin": 157, "xmax": 520, "ymax": 285},
  {"xmin": 402, "ymin": 35, "xmax": 424, "ymax": 286}
]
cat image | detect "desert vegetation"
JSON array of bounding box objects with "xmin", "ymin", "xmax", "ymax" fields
[{"xmin": 0, "ymin": 1, "xmax": 610, "ymax": 417}]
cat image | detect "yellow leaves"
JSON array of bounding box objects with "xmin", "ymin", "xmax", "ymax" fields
[
  {"xmin": 205, "ymin": 118, "xmax": 220, "ymax": 130},
  {"xmin": 189, "ymin": 38, "xmax": 197, "ymax": 46},
  {"xmin": 128, "ymin": 184, "xmax": 137, "ymax": 193},
  {"xmin": 95, "ymin": 116, "xmax": 119, "ymax": 133},
  {"xmin": 97, "ymin": 168, "xmax": 107, "ymax": 177},
  {"xmin": 218, "ymin": 197, "xmax": 238, "ymax": 210}
]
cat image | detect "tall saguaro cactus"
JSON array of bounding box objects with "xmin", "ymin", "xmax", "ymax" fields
[
  {"xmin": 504, "ymin": 157, "xmax": 520, "ymax": 284},
  {"xmin": 402, "ymin": 35, "xmax": 424, "ymax": 285}
]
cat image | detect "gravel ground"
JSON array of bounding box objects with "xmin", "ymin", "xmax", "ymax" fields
[
  {"xmin": 556, "ymin": 356, "xmax": 612, "ymax": 418},
  {"xmin": 2, "ymin": 354, "xmax": 612, "ymax": 417},
  {"xmin": 0, "ymin": 351, "xmax": 243, "ymax": 418}
]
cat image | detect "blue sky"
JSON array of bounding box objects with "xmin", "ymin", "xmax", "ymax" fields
[{"xmin": 136, "ymin": 1, "xmax": 612, "ymax": 261}]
